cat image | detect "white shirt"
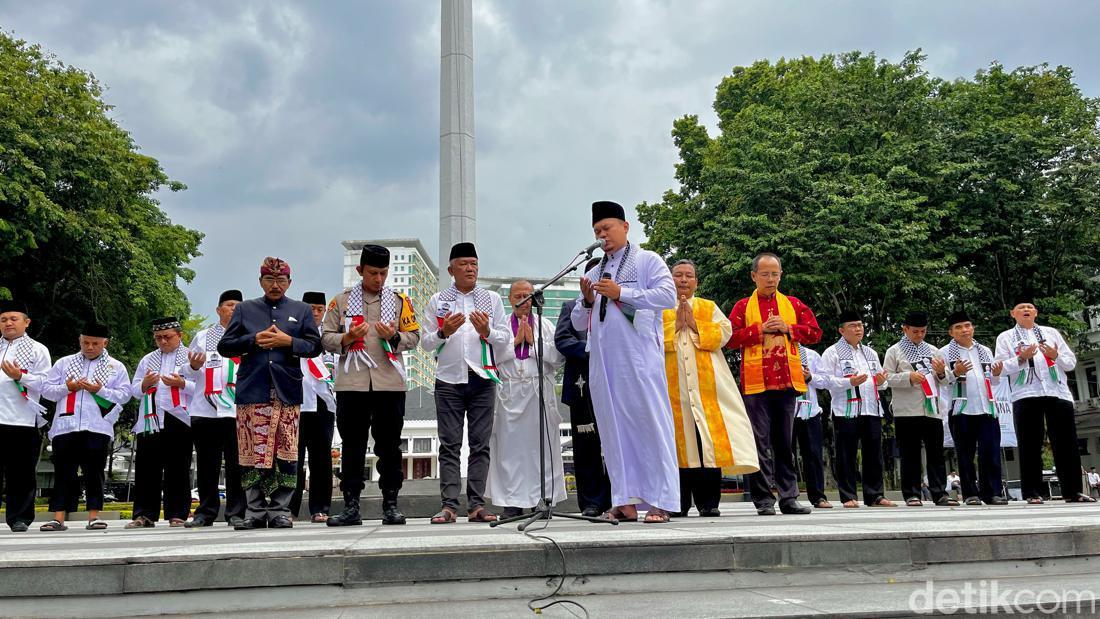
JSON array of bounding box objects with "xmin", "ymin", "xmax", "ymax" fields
[
  {"xmin": 41, "ymin": 353, "xmax": 131, "ymax": 440},
  {"xmin": 0, "ymin": 335, "xmax": 50, "ymax": 427},
  {"xmin": 995, "ymin": 324, "xmax": 1077, "ymax": 403},
  {"xmin": 939, "ymin": 341, "xmax": 1000, "ymax": 416},
  {"xmin": 947, "ymin": 473, "xmax": 961, "ymax": 489},
  {"xmin": 1087, "ymin": 471, "xmax": 1100, "ymax": 487},
  {"xmin": 795, "ymin": 348, "xmax": 829, "ymax": 419},
  {"xmin": 820, "ymin": 341, "xmax": 886, "ymax": 418},
  {"xmin": 182, "ymin": 327, "xmax": 237, "ymax": 419},
  {"xmin": 419, "ymin": 286, "xmax": 510, "ymax": 385}
]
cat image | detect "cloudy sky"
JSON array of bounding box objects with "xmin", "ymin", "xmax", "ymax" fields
[{"xmin": 2, "ymin": 1, "xmax": 1098, "ymax": 312}]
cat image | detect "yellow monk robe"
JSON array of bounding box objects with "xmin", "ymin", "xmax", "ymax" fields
[{"xmin": 662, "ymin": 297, "xmax": 760, "ymax": 473}]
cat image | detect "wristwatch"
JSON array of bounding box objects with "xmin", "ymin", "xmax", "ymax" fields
[{"xmin": 437, "ymin": 329, "xmax": 448, "ymax": 341}]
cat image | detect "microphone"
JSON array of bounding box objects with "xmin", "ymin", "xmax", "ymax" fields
[
  {"xmin": 583, "ymin": 240, "xmax": 606, "ymax": 257},
  {"xmin": 598, "ymin": 272, "xmax": 612, "ymax": 322}
]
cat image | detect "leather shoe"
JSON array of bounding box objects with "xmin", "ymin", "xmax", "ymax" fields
[
  {"xmin": 9, "ymin": 521, "xmax": 28, "ymax": 532},
  {"xmin": 756, "ymin": 505, "xmax": 776, "ymax": 516},
  {"xmin": 228, "ymin": 516, "xmax": 245, "ymax": 528},
  {"xmin": 986, "ymin": 496, "xmax": 1008, "ymax": 506},
  {"xmin": 184, "ymin": 516, "xmax": 212, "ymax": 528},
  {"xmin": 698, "ymin": 508, "xmax": 721, "ymax": 517},
  {"xmin": 779, "ymin": 501, "xmax": 812, "ymax": 515},
  {"xmin": 234, "ymin": 517, "xmax": 267, "ymax": 531},
  {"xmin": 269, "ymin": 515, "xmax": 294, "ymax": 529},
  {"xmin": 580, "ymin": 506, "xmax": 604, "ymax": 518}
]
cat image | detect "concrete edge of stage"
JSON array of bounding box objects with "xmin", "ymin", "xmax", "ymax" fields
[{"xmin": 1, "ymin": 503, "xmax": 1098, "ymax": 599}]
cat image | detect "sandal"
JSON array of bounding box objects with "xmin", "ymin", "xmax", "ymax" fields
[
  {"xmin": 124, "ymin": 516, "xmax": 156, "ymax": 529},
  {"xmin": 430, "ymin": 507, "xmax": 457, "ymax": 524},
  {"xmin": 643, "ymin": 508, "xmax": 671, "ymax": 523},
  {"xmin": 608, "ymin": 506, "xmax": 639, "ymax": 522},
  {"xmin": 812, "ymin": 499, "xmax": 833, "ymax": 509},
  {"xmin": 869, "ymin": 497, "xmax": 897, "ymax": 507},
  {"xmin": 1065, "ymin": 493, "xmax": 1097, "ymax": 503},
  {"xmin": 935, "ymin": 496, "xmax": 960, "ymax": 507},
  {"xmin": 467, "ymin": 506, "xmax": 498, "ymax": 523},
  {"xmin": 311, "ymin": 513, "xmax": 329, "ymax": 523},
  {"xmin": 964, "ymin": 497, "xmax": 982, "ymax": 506},
  {"xmin": 86, "ymin": 519, "xmax": 108, "ymax": 530},
  {"xmin": 39, "ymin": 519, "xmax": 67, "ymax": 532},
  {"xmin": 842, "ymin": 500, "xmax": 860, "ymax": 509},
  {"xmin": 906, "ymin": 498, "xmax": 923, "ymax": 507},
  {"xmin": 169, "ymin": 518, "xmax": 186, "ymax": 527},
  {"xmin": 1027, "ymin": 497, "xmax": 1044, "ymax": 505}
]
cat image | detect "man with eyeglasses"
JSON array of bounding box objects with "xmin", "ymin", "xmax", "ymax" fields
[
  {"xmin": 218, "ymin": 257, "xmax": 323, "ymax": 529},
  {"xmin": 726, "ymin": 252, "xmax": 822, "ymax": 516}
]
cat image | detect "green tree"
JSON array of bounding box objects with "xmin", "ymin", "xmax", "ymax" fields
[
  {"xmin": 639, "ymin": 51, "xmax": 1100, "ymax": 349},
  {"xmin": 0, "ymin": 32, "xmax": 202, "ymax": 368}
]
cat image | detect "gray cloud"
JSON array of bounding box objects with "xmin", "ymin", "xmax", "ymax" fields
[{"xmin": 2, "ymin": 0, "xmax": 1097, "ymax": 314}]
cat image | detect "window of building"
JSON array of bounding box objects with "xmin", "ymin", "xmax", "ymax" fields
[
  {"xmin": 412, "ymin": 457, "xmax": 432, "ymax": 479},
  {"xmin": 1079, "ymin": 438, "xmax": 1091, "ymax": 455},
  {"xmin": 1003, "ymin": 448, "xmax": 1015, "ymax": 462},
  {"xmin": 413, "ymin": 438, "xmax": 431, "ymax": 453},
  {"xmin": 399, "ymin": 439, "xmax": 409, "ymax": 453},
  {"xmin": 1068, "ymin": 371, "xmax": 1080, "ymax": 401},
  {"xmin": 1086, "ymin": 363, "xmax": 1099, "ymax": 399}
]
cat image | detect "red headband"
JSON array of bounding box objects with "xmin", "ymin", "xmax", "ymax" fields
[{"xmin": 260, "ymin": 256, "xmax": 291, "ymax": 277}]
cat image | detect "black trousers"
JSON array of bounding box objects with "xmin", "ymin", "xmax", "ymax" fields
[
  {"xmin": 792, "ymin": 414, "xmax": 827, "ymax": 504},
  {"xmin": 191, "ymin": 416, "xmax": 245, "ymax": 522},
  {"xmin": 1, "ymin": 424, "xmax": 40, "ymax": 525},
  {"xmin": 948, "ymin": 413, "xmax": 1003, "ymax": 501},
  {"xmin": 290, "ymin": 399, "xmax": 336, "ymax": 516},
  {"xmin": 435, "ymin": 374, "xmax": 495, "ymax": 510},
  {"xmin": 834, "ymin": 415, "xmax": 885, "ymax": 505},
  {"xmin": 743, "ymin": 389, "xmax": 799, "ymax": 508},
  {"xmin": 895, "ymin": 416, "xmax": 947, "ymax": 502},
  {"xmin": 335, "ymin": 390, "xmax": 405, "ymax": 497},
  {"xmin": 49, "ymin": 430, "xmax": 109, "ymax": 513},
  {"xmin": 1014, "ymin": 396, "xmax": 1082, "ymax": 499},
  {"xmin": 133, "ymin": 414, "xmax": 192, "ymax": 521},
  {"xmin": 568, "ymin": 402, "xmax": 611, "ymax": 512},
  {"xmin": 679, "ymin": 467, "xmax": 721, "ymax": 513}
]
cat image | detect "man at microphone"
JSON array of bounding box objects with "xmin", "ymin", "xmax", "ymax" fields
[{"xmin": 571, "ymin": 201, "xmax": 679, "ymax": 523}]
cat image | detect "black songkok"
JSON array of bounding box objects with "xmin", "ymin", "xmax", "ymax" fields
[
  {"xmin": 360, "ymin": 244, "xmax": 391, "ymax": 268},
  {"xmin": 591, "ymin": 201, "xmax": 626, "ymax": 225}
]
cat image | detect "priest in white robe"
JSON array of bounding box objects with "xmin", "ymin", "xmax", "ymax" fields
[
  {"xmin": 571, "ymin": 201, "xmax": 679, "ymax": 522},
  {"xmin": 487, "ymin": 280, "xmax": 566, "ymax": 518}
]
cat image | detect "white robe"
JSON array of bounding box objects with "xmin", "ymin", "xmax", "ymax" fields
[
  {"xmin": 571, "ymin": 245, "xmax": 679, "ymax": 511},
  {"xmin": 486, "ymin": 313, "xmax": 566, "ymax": 507}
]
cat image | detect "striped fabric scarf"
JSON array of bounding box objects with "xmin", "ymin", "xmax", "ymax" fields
[
  {"xmin": 63, "ymin": 352, "xmax": 118, "ymax": 418},
  {"xmin": 1, "ymin": 336, "xmax": 47, "ymax": 422},
  {"xmin": 595, "ymin": 242, "xmax": 638, "ymax": 325},
  {"xmin": 1012, "ymin": 325, "xmax": 1058, "ymax": 385},
  {"xmin": 435, "ymin": 285, "xmax": 499, "ymax": 383},
  {"xmin": 835, "ymin": 339, "xmax": 880, "ymax": 418},
  {"xmin": 136, "ymin": 346, "xmax": 189, "ymax": 434},
  {"xmin": 898, "ymin": 337, "xmax": 939, "ymax": 416},
  {"xmin": 343, "ymin": 285, "xmax": 405, "ymax": 379},
  {"xmin": 795, "ymin": 344, "xmax": 814, "ymax": 419},
  {"xmin": 202, "ymin": 326, "xmax": 238, "ymax": 410},
  {"xmin": 945, "ymin": 339, "xmax": 996, "ymax": 416}
]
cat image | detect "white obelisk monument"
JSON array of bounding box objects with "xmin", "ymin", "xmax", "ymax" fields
[{"xmin": 438, "ymin": 0, "xmax": 476, "ymax": 289}]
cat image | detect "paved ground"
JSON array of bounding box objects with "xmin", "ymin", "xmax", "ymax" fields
[{"xmin": 3, "ymin": 501, "xmax": 1099, "ymax": 617}]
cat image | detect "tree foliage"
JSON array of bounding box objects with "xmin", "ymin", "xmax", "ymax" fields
[
  {"xmin": 0, "ymin": 32, "xmax": 202, "ymax": 369},
  {"xmin": 639, "ymin": 51, "xmax": 1100, "ymax": 348}
]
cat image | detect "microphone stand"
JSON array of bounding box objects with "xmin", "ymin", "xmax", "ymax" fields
[{"xmin": 492, "ymin": 248, "xmax": 617, "ymax": 529}]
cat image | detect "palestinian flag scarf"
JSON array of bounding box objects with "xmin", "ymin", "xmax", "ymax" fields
[
  {"xmin": 435, "ymin": 285, "xmax": 500, "ymax": 384},
  {"xmin": 897, "ymin": 337, "xmax": 940, "ymax": 416},
  {"xmin": 343, "ymin": 285, "xmax": 408, "ymax": 380},
  {"xmin": 945, "ymin": 339, "xmax": 996, "ymax": 416},
  {"xmin": 202, "ymin": 325, "xmax": 238, "ymax": 410},
  {"xmin": 1012, "ymin": 325, "xmax": 1058, "ymax": 385},
  {"xmin": 1, "ymin": 336, "xmax": 47, "ymax": 423},
  {"xmin": 63, "ymin": 351, "xmax": 118, "ymax": 419},
  {"xmin": 835, "ymin": 339, "xmax": 880, "ymax": 418},
  {"xmin": 135, "ymin": 346, "xmax": 188, "ymax": 434}
]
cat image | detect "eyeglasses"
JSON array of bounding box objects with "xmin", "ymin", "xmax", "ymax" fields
[
  {"xmin": 153, "ymin": 334, "xmax": 179, "ymax": 342},
  {"xmin": 261, "ymin": 276, "xmax": 290, "ymax": 285}
]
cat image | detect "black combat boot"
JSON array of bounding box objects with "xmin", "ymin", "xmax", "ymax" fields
[
  {"xmin": 381, "ymin": 489, "xmax": 406, "ymax": 525},
  {"xmin": 327, "ymin": 492, "xmax": 362, "ymax": 527}
]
